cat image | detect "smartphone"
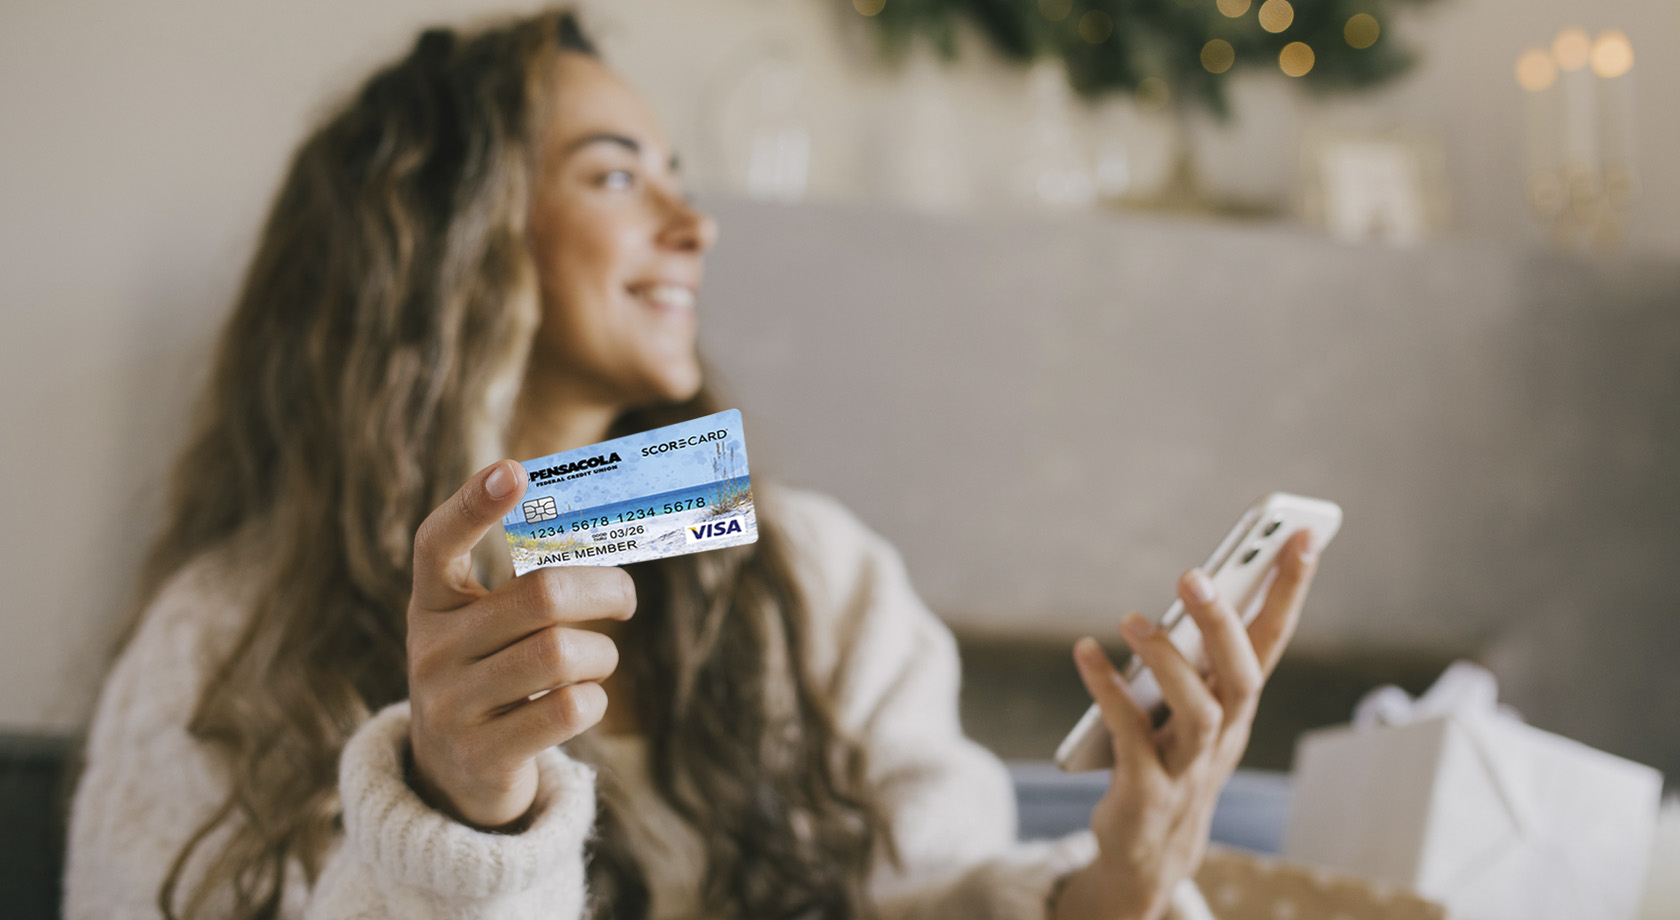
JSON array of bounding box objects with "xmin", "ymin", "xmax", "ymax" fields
[{"xmin": 1053, "ymin": 492, "xmax": 1343, "ymax": 773}]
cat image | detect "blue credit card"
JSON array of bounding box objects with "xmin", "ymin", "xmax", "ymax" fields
[{"xmin": 501, "ymin": 409, "xmax": 757, "ymax": 575}]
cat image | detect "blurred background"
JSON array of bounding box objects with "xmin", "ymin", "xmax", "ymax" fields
[{"xmin": 1, "ymin": 0, "xmax": 1676, "ymax": 847}]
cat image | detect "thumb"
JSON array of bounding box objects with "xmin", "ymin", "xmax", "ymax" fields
[{"xmin": 411, "ymin": 460, "xmax": 527, "ymax": 611}]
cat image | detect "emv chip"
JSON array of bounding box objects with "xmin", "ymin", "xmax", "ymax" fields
[{"xmin": 522, "ymin": 496, "xmax": 558, "ymax": 524}]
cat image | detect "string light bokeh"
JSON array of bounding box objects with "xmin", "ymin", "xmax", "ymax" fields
[
  {"xmin": 1591, "ymin": 30, "xmax": 1634, "ymax": 79},
  {"xmin": 1516, "ymin": 27, "xmax": 1639, "ymax": 250},
  {"xmin": 1078, "ymin": 10, "xmax": 1114, "ymax": 44},
  {"xmin": 1345, "ymin": 14, "xmax": 1381, "ymax": 50},
  {"xmin": 1136, "ymin": 75, "xmax": 1171, "ymax": 112},
  {"xmin": 1258, "ymin": 0, "xmax": 1295, "ymax": 34},
  {"xmin": 1280, "ymin": 41, "xmax": 1315, "ymax": 77},
  {"xmin": 1202, "ymin": 39, "xmax": 1237, "ymax": 75}
]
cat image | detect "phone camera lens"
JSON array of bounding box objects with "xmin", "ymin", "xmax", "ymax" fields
[
  {"xmin": 1261, "ymin": 519, "xmax": 1282, "ymax": 537},
  {"xmin": 1240, "ymin": 547, "xmax": 1260, "ymax": 564}
]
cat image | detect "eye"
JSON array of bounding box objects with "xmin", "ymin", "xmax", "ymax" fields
[{"xmin": 597, "ymin": 169, "xmax": 635, "ymax": 191}]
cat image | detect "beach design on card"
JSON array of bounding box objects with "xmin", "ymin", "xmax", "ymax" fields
[{"xmin": 502, "ymin": 409, "xmax": 757, "ymax": 575}]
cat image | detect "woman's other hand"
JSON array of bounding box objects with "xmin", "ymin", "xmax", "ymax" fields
[
  {"xmin": 1056, "ymin": 530, "xmax": 1319, "ymax": 920},
  {"xmin": 405, "ymin": 460, "xmax": 635, "ymax": 830}
]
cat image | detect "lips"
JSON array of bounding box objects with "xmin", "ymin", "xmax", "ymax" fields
[{"xmin": 628, "ymin": 282, "xmax": 696, "ymax": 311}]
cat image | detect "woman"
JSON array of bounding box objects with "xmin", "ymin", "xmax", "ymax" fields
[{"xmin": 65, "ymin": 9, "xmax": 1318, "ymax": 920}]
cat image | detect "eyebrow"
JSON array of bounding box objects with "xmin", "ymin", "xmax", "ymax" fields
[{"xmin": 562, "ymin": 132, "xmax": 681, "ymax": 172}]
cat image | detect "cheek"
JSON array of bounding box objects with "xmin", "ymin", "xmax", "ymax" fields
[
  {"xmin": 533, "ymin": 214, "xmax": 623, "ymax": 337},
  {"xmin": 546, "ymin": 209, "xmax": 622, "ymax": 291}
]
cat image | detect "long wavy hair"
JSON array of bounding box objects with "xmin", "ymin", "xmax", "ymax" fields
[{"xmin": 127, "ymin": 10, "xmax": 893, "ymax": 919}]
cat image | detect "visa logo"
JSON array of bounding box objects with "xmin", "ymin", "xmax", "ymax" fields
[{"xmin": 686, "ymin": 517, "xmax": 745, "ymax": 543}]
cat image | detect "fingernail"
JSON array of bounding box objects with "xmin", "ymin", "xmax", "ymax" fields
[
  {"xmin": 1297, "ymin": 540, "xmax": 1317, "ymax": 566},
  {"xmin": 485, "ymin": 463, "xmax": 516, "ymax": 499},
  {"xmin": 1074, "ymin": 636, "xmax": 1101, "ymax": 664},
  {"xmin": 1121, "ymin": 613, "xmax": 1153, "ymax": 641},
  {"xmin": 1186, "ymin": 569, "xmax": 1216, "ymax": 604}
]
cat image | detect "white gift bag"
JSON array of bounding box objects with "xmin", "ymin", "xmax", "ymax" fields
[{"xmin": 1283, "ymin": 662, "xmax": 1664, "ymax": 920}]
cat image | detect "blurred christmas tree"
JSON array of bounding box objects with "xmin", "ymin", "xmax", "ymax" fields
[{"xmin": 849, "ymin": 0, "xmax": 1435, "ymax": 118}]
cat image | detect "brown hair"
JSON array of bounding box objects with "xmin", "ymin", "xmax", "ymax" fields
[{"xmin": 127, "ymin": 10, "xmax": 891, "ymax": 919}]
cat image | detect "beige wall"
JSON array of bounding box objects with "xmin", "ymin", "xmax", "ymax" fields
[
  {"xmin": 1, "ymin": 0, "xmax": 1676, "ymax": 734},
  {"xmin": 696, "ymin": 198, "xmax": 1680, "ymax": 776}
]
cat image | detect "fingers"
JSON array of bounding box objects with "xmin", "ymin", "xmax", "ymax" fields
[
  {"xmin": 410, "ymin": 623, "xmax": 620, "ymax": 775},
  {"xmin": 489, "ymin": 681, "xmax": 610, "ymax": 762},
  {"xmin": 1247, "ymin": 530, "xmax": 1318, "ymax": 678},
  {"xmin": 1119, "ymin": 614, "xmax": 1224, "ymax": 775},
  {"xmin": 468, "ymin": 626, "xmax": 620, "ymax": 713},
  {"xmin": 1176, "ymin": 569, "xmax": 1264, "ymax": 724},
  {"xmin": 454, "ymin": 565, "xmax": 637, "ymax": 660},
  {"xmin": 412, "ymin": 461, "xmax": 529, "ymax": 611},
  {"xmin": 423, "ymin": 680, "xmax": 610, "ymax": 780},
  {"xmin": 1072, "ymin": 637, "xmax": 1157, "ymax": 776}
]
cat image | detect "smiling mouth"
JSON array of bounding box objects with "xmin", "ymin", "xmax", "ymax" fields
[{"xmin": 628, "ymin": 283, "xmax": 696, "ymax": 311}]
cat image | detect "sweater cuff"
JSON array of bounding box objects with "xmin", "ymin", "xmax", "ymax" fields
[{"xmin": 338, "ymin": 701, "xmax": 597, "ymax": 900}]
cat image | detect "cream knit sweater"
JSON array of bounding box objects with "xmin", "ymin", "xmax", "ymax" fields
[{"xmin": 66, "ymin": 487, "xmax": 1207, "ymax": 919}]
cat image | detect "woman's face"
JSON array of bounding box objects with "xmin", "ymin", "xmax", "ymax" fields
[{"xmin": 526, "ymin": 53, "xmax": 717, "ymax": 409}]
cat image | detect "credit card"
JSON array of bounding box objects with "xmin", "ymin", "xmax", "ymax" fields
[{"xmin": 501, "ymin": 409, "xmax": 757, "ymax": 575}]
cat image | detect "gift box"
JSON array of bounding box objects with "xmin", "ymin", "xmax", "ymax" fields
[{"xmin": 1282, "ymin": 663, "xmax": 1664, "ymax": 920}]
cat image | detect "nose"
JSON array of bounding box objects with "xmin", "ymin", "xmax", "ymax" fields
[{"xmin": 660, "ymin": 196, "xmax": 718, "ymax": 254}]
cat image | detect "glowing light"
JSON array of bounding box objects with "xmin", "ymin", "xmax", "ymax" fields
[
  {"xmin": 1217, "ymin": 0, "xmax": 1252, "ymax": 17},
  {"xmin": 1515, "ymin": 47, "xmax": 1558, "ymax": 91},
  {"xmin": 1136, "ymin": 76, "xmax": 1171, "ymax": 112},
  {"xmin": 1279, "ymin": 42, "xmax": 1315, "ymax": 77},
  {"xmin": 1591, "ymin": 29, "xmax": 1634, "ymax": 78},
  {"xmin": 1344, "ymin": 13, "xmax": 1380, "ymax": 49},
  {"xmin": 1079, "ymin": 10, "xmax": 1114, "ymax": 44},
  {"xmin": 1258, "ymin": 0, "xmax": 1294, "ymax": 34},
  {"xmin": 1552, "ymin": 28, "xmax": 1592, "ymax": 72},
  {"xmin": 1038, "ymin": 0, "xmax": 1072, "ymax": 22},
  {"xmin": 853, "ymin": 0, "xmax": 886, "ymax": 15},
  {"xmin": 1201, "ymin": 40, "xmax": 1236, "ymax": 74}
]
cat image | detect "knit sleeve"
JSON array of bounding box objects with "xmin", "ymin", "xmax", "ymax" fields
[
  {"xmin": 771, "ymin": 488, "xmax": 1210, "ymax": 920},
  {"xmin": 64, "ymin": 559, "xmax": 255, "ymax": 920},
  {"xmin": 64, "ymin": 556, "xmax": 600, "ymax": 920},
  {"xmin": 307, "ymin": 701, "xmax": 596, "ymax": 918}
]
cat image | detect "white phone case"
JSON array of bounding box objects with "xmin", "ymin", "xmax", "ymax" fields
[{"xmin": 1053, "ymin": 492, "xmax": 1343, "ymax": 773}]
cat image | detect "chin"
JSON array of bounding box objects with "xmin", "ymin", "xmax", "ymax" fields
[
  {"xmin": 664, "ymin": 364, "xmax": 704, "ymax": 403},
  {"xmin": 633, "ymin": 357, "xmax": 703, "ymax": 406}
]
